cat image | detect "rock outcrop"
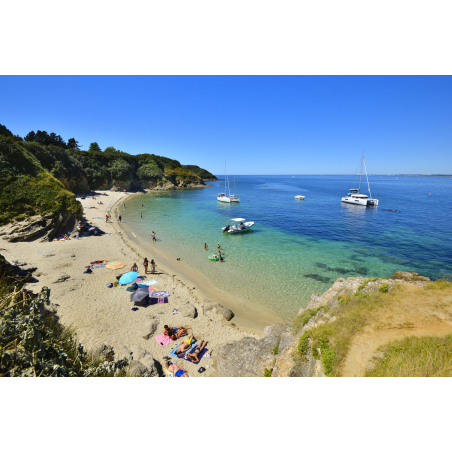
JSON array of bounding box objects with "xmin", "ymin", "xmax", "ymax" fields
[
  {"xmin": 202, "ymin": 300, "xmax": 234, "ymax": 321},
  {"xmin": 214, "ymin": 272, "xmax": 431, "ymax": 377}
]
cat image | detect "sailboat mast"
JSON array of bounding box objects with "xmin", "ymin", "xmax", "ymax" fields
[
  {"xmin": 225, "ymin": 160, "xmax": 230, "ymax": 196},
  {"xmin": 359, "ymin": 149, "xmax": 363, "ymax": 192},
  {"xmin": 363, "ymin": 152, "xmax": 372, "ymax": 198}
]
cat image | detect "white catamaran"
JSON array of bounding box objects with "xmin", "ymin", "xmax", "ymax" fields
[
  {"xmin": 342, "ymin": 150, "xmax": 379, "ymax": 206},
  {"xmin": 217, "ymin": 160, "xmax": 240, "ymax": 203}
]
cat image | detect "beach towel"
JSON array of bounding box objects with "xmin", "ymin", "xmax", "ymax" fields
[
  {"xmin": 92, "ymin": 263, "xmax": 106, "ymax": 268},
  {"xmin": 38, "ymin": 250, "xmax": 53, "ymax": 253},
  {"xmin": 170, "ymin": 341, "xmax": 198, "ymax": 359},
  {"xmin": 137, "ymin": 280, "xmax": 158, "ymax": 286},
  {"xmin": 155, "ymin": 334, "xmax": 174, "ymax": 346},
  {"xmin": 185, "ymin": 348, "xmax": 209, "ymax": 365}
]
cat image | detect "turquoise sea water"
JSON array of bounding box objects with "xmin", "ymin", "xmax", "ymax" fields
[{"xmin": 123, "ymin": 176, "xmax": 452, "ymax": 322}]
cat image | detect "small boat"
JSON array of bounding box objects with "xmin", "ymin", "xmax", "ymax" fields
[
  {"xmin": 342, "ymin": 150, "xmax": 379, "ymax": 206},
  {"xmin": 222, "ymin": 218, "xmax": 254, "ymax": 233},
  {"xmin": 295, "ymin": 195, "xmax": 305, "ymax": 200}
]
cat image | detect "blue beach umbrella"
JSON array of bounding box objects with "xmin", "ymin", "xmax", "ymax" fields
[
  {"xmin": 119, "ymin": 271, "xmax": 139, "ymax": 285},
  {"xmin": 150, "ymin": 290, "xmax": 171, "ymax": 298}
]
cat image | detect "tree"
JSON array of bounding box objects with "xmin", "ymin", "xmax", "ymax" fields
[
  {"xmin": 67, "ymin": 138, "xmax": 81, "ymax": 149},
  {"xmin": 35, "ymin": 130, "xmax": 50, "ymax": 145},
  {"xmin": 108, "ymin": 158, "xmax": 133, "ymax": 181},
  {"xmin": 137, "ymin": 162, "xmax": 164, "ymax": 179},
  {"xmin": 0, "ymin": 124, "xmax": 13, "ymax": 137},
  {"xmin": 24, "ymin": 131, "xmax": 36, "ymax": 142},
  {"xmin": 88, "ymin": 142, "xmax": 102, "ymax": 154}
]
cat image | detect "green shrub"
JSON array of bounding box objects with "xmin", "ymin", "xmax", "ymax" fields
[
  {"xmin": 293, "ymin": 306, "xmax": 329, "ymax": 333},
  {"xmin": 379, "ymin": 283, "xmax": 389, "ymax": 293},
  {"xmin": 264, "ymin": 368, "xmax": 273, "ymax": 377}
]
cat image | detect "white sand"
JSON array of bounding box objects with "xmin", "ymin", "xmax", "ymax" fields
[{"xmin": 1, "ymin": 191, "xmax": 262, "ymax": 377}]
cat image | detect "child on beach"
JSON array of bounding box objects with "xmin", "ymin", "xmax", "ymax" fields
[
  {"xmin": 143, "ymin": 258, "xmax": 148, "ymax": 274},
  {"xmin": 151, "ymin": 231, "xmax": 156, "ymax": 241}
]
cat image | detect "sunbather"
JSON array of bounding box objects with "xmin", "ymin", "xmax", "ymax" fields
[
  {"xmin": 186, "ymin": 340, "xmax": 208, "ymax": 363},
  {"xmin": 175, "ymin": 334, "xmax": 195, "ymax": 355},
  {"xmin": 164, "ymin": 325, "xmax": 188, "ymax": 339},
  {"xmin": 165, "ymin": 361, "xmax": 188, "ymax": 377}
]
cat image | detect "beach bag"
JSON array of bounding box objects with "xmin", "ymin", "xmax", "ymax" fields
[
  {"xmin": 106, "ymin": 283, "xmax": 113, "ymax": 288},
  {"xmin": 126, "ymin": 283, "xmax": 139, "ymax": 292}
]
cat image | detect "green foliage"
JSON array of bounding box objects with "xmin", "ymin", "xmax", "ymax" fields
[
  {"xmin": 425, "ymin": 280, "xmax": 452, "ymax": 290},
  {"xmin": 0, "ymin": 138, "xmax": 82, "ymax": 226},
  {"xmin": 297, "ymin": 332, "xmax": 310, "ymax": 357},
  {"xmin": 271, "ymin": 338, "xmax": 280, "ymax": 355},
  {"xmin": 108, "ymin": 158, "xmax": 133, "ymax": 181},
  {"xmin": 379, "ymin": 283, "xmax": 389, "ymax": 293},
  {"xmin": 0, "ymin": 283, "xmax": 129, "ymax": 377},
  {"xmin": 164, "ymin": 167, "xmax": 202, "ymax": 184},
  {"xmin": 0, "ymin": 123, "xmax": 13, "ymax": 137},
  {"xmin": 67, "ymin": 138, "xmax": 81, "ymax": 149},
  {"xmin": 181, "ymin": 165, "xmax": 217, "ymax": 180},
  {"xmin": 264, "ymin": 368, "xmax": 273, "ymax": 377},
  {"xmin": 293, "ymin": 306, "xmax": 329, "ymax": 333},
  {"xmin": 365, "ymin": 335, "xmax": 452, "ymax": 377},
  {"xmin": 88, "ymin": 142, "xmax": 102, "ymax": 153},
  {"xmin": 137, "ymin": 162, "xmax": 164, "ymax": 179}
]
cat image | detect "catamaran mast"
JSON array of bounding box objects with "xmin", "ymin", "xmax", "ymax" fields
[
  {"xmin": 225, "ymin": 160, "xmax": 230, "ymax": 197},
  {"xmin": 363, "ymin": 151, "xmax": 372, "ymax": 199},
  {"xmin": 359, "ymin": 149, "xmax": 363, "ymax": 192}
]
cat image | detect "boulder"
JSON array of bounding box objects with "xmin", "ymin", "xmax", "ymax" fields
[
  {"xmin": 180, "ymin": 303, "xmax": 196, "ymax": 318},
  {"xmin": 389, "ymin": 271, "xmax": 430, "ymax": 282},
  {"xmin": 141, "ymin": 320, "xmax": 159, "ymax": 340},
  {"xmin": 202, "ymin": 300, "xmax": 234, "ymax": 321},
  {"xmin": 130, "ymin": 346, "xmax": 158, "ymax": 377}
]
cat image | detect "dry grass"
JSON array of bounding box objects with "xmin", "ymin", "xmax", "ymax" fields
[{"xmin": 365, "ymin": 335, "xmax": 452, "ymax": 377}]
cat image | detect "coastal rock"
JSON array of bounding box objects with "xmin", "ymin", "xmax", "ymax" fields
[
  {"xmin": 141, "ymin": 320, "xmax": 159, "ymax": 340},
  {"xmin": 202, "ymin": 300, "xmax": 234, "ymax": 321},
  {"xmin": 115, "ymin": 345, "xmax": 134, "ymax": 361},
  {"xmin": 53, "ymin": 272, "xmax": 70, "ymax": 283},
  {"xmin": 389, "ymin": 271, "xmax": 430, "ymax": 282},
  {"xmin": 180, "ymin": 303, "xmax": 197, "ymax": 318},
  {"xmin": 130, "ymin": 346, "xmax": 158, "ymax": 377}
]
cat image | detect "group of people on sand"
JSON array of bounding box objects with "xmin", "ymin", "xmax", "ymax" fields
[
  {"xmin": 142, "ymin": 258, "xmax": 156, "ymax": 274},
  {"xmin": 162, "ymin": 326, "xmax": 209, "ymax": 376}
]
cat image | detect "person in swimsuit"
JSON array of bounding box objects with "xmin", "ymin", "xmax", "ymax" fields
[
  {"xmin": 151, "ymin": 231, "xmax": 156, "ymax": 241},
  {"xmin": 143, "ymin": 258, "xmax": 148, "ymax": 274},
  {"xmin": 150, "ymin": 259, "xmax": 156, "ymax": 274},
  {"xmin": 165, "ymin": 361, "xmax": 188, "ymax": 377},
  {"xmin": 219, "ymin": 255, "xmax": 223, "ymax": 262},
  {"xmin": 130, "ymin": 263, "xmax": 138, "ymax": 272},
  {"xmin": 203, "ymin": 243, "xmax": 207, "ymax": 249},
  {"xmin": 175, "ymin": 334, "xmax": 195, "ymax": 355},
  {"xmin": 186, "ymin": 340, "xmax": 208, "ymax": 363},
  {"xmin": 164, "ymin": 325, "xmax": 187, "ymax": 337},
  {"xmin": 217, "ymin": 243, "xmax": 221, "ymax": 250}
]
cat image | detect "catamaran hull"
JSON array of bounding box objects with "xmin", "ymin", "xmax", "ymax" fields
[{"xmin": 342, "ymin": 197, "xmax": 379, "ymax": 206}]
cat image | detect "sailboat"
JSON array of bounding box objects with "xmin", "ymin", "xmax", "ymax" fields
[
  {"xmin": 217, "ymin": 160, "xmax": 240, "ymax": 203},
  {"xmin": 341, "ymin": 150, "xmax": 379, "ymax": 206}
]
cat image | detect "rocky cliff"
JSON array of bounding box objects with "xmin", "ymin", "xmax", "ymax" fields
[{"xmin": 214, "ymin": 272, "xmax": 432, "ymax": 377}]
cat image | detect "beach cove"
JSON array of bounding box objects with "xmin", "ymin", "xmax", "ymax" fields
[{"xmin": 1, "ymin": 190, "xmax": 274, "ymax": 378}]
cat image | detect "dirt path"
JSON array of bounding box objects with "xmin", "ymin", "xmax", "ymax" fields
[{"xmin": 341, "ymin": 285, "xmax": 452, "ymax": 377}]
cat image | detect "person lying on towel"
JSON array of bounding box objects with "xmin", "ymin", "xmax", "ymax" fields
[
  {"xmin": 165, "ymin": 361, "xmax": 189, "ymax": 377},
  {"xmin": 164, "ymin": 325, "xmax": 188, "ymax": 340},
  {"xmin": 175, "ymin": 334, "xmax": 195, "ymax": 355},
  {"xmin": 186, "ymin": 340, "xmax": 208, "ymax": 363}
]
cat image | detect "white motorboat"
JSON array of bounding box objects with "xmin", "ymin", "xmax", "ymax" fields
[
  {"xmin": 342, "ymin": 150, "xmax": 379, "ymax": 206},
  {"xmin": 222, "ymin": 218, "xmax": 254, "ymax": 233},
  {"xmin": 295, "ymin": 195, "xmax": 305, "ymax": 200},
  {"xmin": 217, "ymin": 160, "xmax": 240, "ymax": 203}
]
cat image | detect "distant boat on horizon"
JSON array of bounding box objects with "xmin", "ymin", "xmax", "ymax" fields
[{"xmin": 217, "ymin": 160, "xmax": 240, "ymax": 203}]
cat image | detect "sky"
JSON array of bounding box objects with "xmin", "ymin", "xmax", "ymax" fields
[{"xmin": 0, "ymin": 76, "xmax": 451, "ymax": 175}]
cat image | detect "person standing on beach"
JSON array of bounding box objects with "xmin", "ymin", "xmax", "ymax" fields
[
  {"xmin": 118, "ymin": 214, "xmax": 122, "ymax": 223},
  {"xmin": 150, "ymin": 259, "xmax": 156, "ymax": 274},
  {"xmin": 151, "ymin": 231, "xmax": 156, "ymax": 241},
  {"xmin": 203, "ymin": 243, "xmax": 207, "ymax": 250},
  {"xmin": 105, "ymin": 215, "xmax": 108, "ymax": 222},
  {"xmin": 143, "ymin": 258, "xmax": 149, "ymax": 274},
  {"xmin": 217, "ymin": 243, "xmax": 221, "ymax": 250}
]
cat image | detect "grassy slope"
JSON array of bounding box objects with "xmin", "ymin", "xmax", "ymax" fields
[
  {"xmin": 0, "ymin": 137, "xmax": 82, "ymax": 226},
  {"xmin": 294, "ymin": 279, "xmax": 452, "ymax": 377}
]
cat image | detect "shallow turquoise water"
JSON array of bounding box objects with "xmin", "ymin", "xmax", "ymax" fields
[{"xmin": 122, "ymin": 176, "xmax": 452, "ymax": 321}]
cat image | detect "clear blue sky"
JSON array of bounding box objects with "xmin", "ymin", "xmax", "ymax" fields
[{"xmin": 1, "ymin": 76, "xmax": 451, "ymax": 175}]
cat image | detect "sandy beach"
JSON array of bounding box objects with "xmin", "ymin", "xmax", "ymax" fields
[{"xmin": 0, "ymin": 190, "xmax": 270, "ymax": 377}]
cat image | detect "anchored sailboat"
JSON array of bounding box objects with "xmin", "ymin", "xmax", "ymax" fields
[
  {"xmin": 341, "ymin": 150, "xmax": 379, "ymax": 206},
  {"xmin": 217, "ymin": 160, "xmax": 240, "ymax": 203}
]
